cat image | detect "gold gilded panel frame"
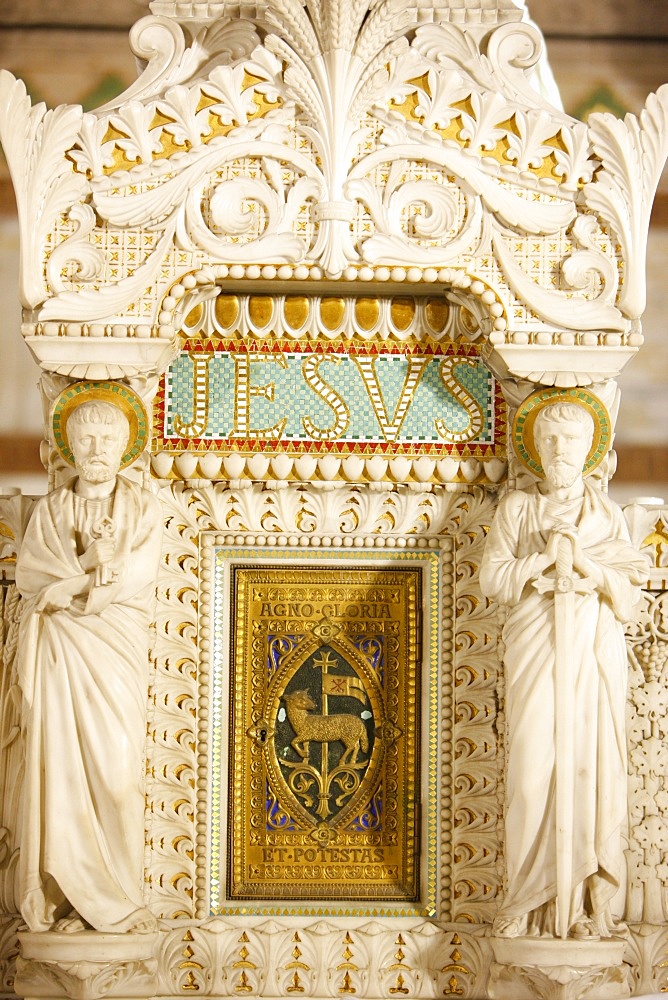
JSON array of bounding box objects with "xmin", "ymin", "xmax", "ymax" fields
[
  {"xmin": 197, "ymin": 541, "xmax": 442, "ymax": 919},
  {"xmin": 229, "ymin": 565, "xmax": 420, "ymax": 903}
]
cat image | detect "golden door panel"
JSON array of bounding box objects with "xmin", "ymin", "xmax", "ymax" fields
[{"xmin": 226, "ymin": 566, "xmax": 421, "ymax": 902}]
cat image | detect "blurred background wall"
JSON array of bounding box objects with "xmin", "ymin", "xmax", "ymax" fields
[{"xmin": 0, "ymin": 0, "xmax": 666, "ymax": 499}]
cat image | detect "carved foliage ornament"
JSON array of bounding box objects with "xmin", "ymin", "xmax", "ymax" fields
[
  {"xmin": 148, "ymin": 482, "xmax": 501, "ymax": 926},
  {"xmin": 0, "ymin": 2, "xmax": 666, "ymax": 370}
]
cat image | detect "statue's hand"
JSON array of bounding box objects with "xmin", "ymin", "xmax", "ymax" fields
[
  {"xmin": 571, "ymin": 545, "xmax": 605, "ymax": 589},
  {"xmin": 80, "ymin": 537, "xmax": 115, "ymax": 571},
  {"xmin": 551, "ymin": 527, "xmax": 603, "ymax": 587},
  {"xmin": 543, "ymin": 530, "xmax": 569, "ymax": 568},
  {"xmin": 551, "ymin": 522, "xmax": 578, "ymax": 544}
]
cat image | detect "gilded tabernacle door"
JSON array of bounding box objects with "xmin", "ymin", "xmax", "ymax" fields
[
  {"xmin": 198, "ymin": 545, "xmax": 441, "ymax": 915},
  {"xmin": 149, "ymin": 487, "xmax": 502, "ymax": 932},
  {"xmin": 223, "ymin": 563, "xmax": 422, "ymax": 904}
]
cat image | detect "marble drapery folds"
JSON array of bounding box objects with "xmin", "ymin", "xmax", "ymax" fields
[
  {"xmin": 481, "ymin": 481, "xmax": 647, "ymax": 932},
  {"xmin": 15, "ymin": 476, "xmax": 163, "ymax": 933}
]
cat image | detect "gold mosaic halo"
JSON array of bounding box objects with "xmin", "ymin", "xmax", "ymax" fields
[
  {"xmin": 513, "ymin": 387, "xmax": 611, "ymax": 479},
  {"xmin": 52, "ymin": 381, "xmax": 149, "ymax": 470}
]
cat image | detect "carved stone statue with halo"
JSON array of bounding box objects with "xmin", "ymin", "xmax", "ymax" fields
[
  {"xmin": 15, "ymin": 383, "xmax": 163, "ymax": 934},
  {"xmin": 480, "ymin": 390, "xmax": 647, "ymax": 941}
]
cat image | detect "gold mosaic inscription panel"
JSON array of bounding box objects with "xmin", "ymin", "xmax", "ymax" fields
[{"xmin": 228, "ymin": 566, "xmax": 421, "ymax": 901}]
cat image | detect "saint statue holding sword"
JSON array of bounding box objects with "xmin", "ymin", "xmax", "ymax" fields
[{"xmin": 481, "ymin": 391, "xmax": 647, "ymax": 940}]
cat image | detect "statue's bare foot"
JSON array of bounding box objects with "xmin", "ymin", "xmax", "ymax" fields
[
  {"xmin": 571, "ymin": 918, "xmax": 600, "ymax": 941},
  {"xmin": 124, "ymin": 908, "xmax": 158, "ymax": 934},
  {"xmin": 596, "ymin": 913, "xmax": 628, "ymax": 940},
  {"xmin": 492, "ymin": 915, "xmax": 528, "ymax": 937},
  {"xmin": 54, "ymin": 912, "xmax": 89, "ymax": 933}
]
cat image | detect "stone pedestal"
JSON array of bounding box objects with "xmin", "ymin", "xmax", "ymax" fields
[
  {"xmin": 488, "ymin": 937, "xmax": 630, "ymax": 1000},
  {"xmin": 14, "ymin": 932, "xmax": 159, "ymax": 1000}
]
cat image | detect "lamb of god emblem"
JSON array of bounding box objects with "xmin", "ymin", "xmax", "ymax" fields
[
  {"xmin": 280, "ymin": 651, "xmax": 369, "ymax": 820},
  {"xmin": 262, "ymin": 625, "xmax": 389, "ymax": 830}
]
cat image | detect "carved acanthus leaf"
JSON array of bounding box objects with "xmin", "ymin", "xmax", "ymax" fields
[
  {"xmin": 413, "ymin": 21, "xmax": 570, "ymax": 121},
  {"xmin": 40, "ymin": 223, "xmax": 177, "ymax": 321},
  {"xmin": 90, "ymin": 141, "xmax": 321, "ymax": 265},
  {"xmin": 347, "ymin": 171, "xmax": 482, "ymax": 266},
  {"xmin": 492, "ymin": 229, "xmax": 626, "ymax": 332},
  {"xmin": 45, "ymin": 204, "xmax": 105, "ymax": 293},
  {"xmin": 97, "ymin": 15, "xmax": 187, "ymax": 112},
  {"xmin": 349, "ymin": 144, "xmax": 576, "ymax": 265},
  {"xmin": 584, "ymin": 83, "xmax": 668, "ymax": 319},
  {"xmin": 0, "ymin": 71, "xmax": 87, "ymax": 309},
  {"xmin": 97, "ymin": 16, "xmax": 262, "ymax": 116}
]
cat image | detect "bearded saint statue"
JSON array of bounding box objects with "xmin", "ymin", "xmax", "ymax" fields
[
  {"xmin": 15, "ymin": 396, "xmax": 163, "ymax": 933},
  {"xmin": 480, "ymin": 399, "xmax": 646, "ymax": 940}
]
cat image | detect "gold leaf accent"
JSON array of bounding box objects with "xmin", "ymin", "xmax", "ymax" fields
[
  {"xmin": 320, "ymin": 297, "xmax": 346, "ymax": 331},
  {"xmin": 185, "ymin": 303, "xmax": 204, "ymax": 328},
  {"xmin": 216, "ymin": 295, "xmax": 240, "ymax": 330},
  {"xmin": 390, "ymin": 297, "xmax": 415, "ymax": 332},
  {"xmin": 249, "ymin": 295, "xmax": 274, "ymax": 329},
  {"xmin": 425, "ymin": 299, "xmax": 450, "ymax": 334},
  {"xmin": 284, "ymin": 296, "xmax": 310, "ymax": 330},
  {"xmin": 354, "ymin": 297, "xmax": 380, "ymax": 332}
]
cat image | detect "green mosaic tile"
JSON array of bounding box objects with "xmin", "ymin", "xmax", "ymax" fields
[{"xmin": 164, "ymin": 349, "xmax": 496, "ymax": 446}]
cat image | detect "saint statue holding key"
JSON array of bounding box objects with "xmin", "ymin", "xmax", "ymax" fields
[{"xmin": 15, "ymin": 383, "xmax": 163, "ymax": 934}]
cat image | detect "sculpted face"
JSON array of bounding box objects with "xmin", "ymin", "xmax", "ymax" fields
[
  {"xmin": 535, "ymin": 416, "xmax": 591, "ymax": 491},
  {"xmin": 69, "ymin": 408, "xmax": 128, "ymax": 485}
]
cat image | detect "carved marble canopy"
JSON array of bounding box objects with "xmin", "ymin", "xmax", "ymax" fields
[{"xmin": 1, "ymin": 0, "xmax": 667, "ymax": 485}]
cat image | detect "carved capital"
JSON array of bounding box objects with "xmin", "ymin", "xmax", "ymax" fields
[
  {"xmin": 15, "ymin": 933, "xmax": 158, "ymax": 1000},
  {"xmin": 489, "ymin": 939, "xmax": 629, "ymax": 1000}
]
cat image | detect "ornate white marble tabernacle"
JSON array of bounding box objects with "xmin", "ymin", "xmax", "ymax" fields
[{"xmin": 1, "ymin": 1, "xmax": 668, "ymax": 998}]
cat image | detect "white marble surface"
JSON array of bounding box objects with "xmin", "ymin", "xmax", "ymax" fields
[
  {"xmin": 481, "ymin": 401, "xmax": 647, "ymax": 941},
  {"xmin": 0, "ymin": 217, "xmax": 40, "ymax": 437},
  {"xmin": 14, "ymin": 401, "xmax": 163, "ymax": 932}
]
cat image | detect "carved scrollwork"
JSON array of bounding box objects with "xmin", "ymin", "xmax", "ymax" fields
[
  {"xmin": 491, "ymin": 224, "xmax": 626, "ymax": 334},
  {"xmin": 1, "ymin": 0, "xmax": 664, "ymax": 374},
  {"xmin": 45, "ymin": 204, "xmax": 106, "ymax": 294}
]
